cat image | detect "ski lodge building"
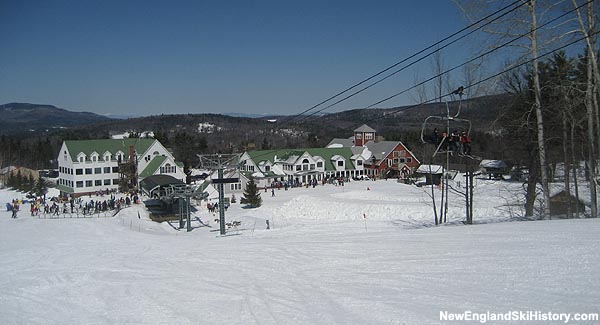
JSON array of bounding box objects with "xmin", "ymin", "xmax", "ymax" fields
[
  {"xmin": 237, "ymin": 124, "xmax": 420, "ymax": 188},
  {"xmin": 56, "ymin": 138, "xmax": 186, "ymax": 197},
  {"xmin": 327, "ymin": 124, "xmax": 420, "ymax": 179}
]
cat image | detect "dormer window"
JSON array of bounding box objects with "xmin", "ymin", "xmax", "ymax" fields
[
  {"xmin": 77, "ymin": 153, "xmax": 86, "ymax": 163},
  {"xmin": 115, "ymin": 151, "xmax": 125, "ymax": 163}
]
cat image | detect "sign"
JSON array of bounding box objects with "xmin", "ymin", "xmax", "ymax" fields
[{"xmin": 211, "ymin": 178, "xmax": 240, "ymax": 184}]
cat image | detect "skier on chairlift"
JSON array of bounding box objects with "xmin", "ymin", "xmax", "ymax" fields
[
  {"xmin": 430, "ymin": 128, "xmax": 441, "ymax": 145},
  {"xmin": 460, "ymin": 131, "xmax": 472, "ymax": 155},
  {"xmin": 450, "ymin": 130, "xmax": 460, "ymax": 155}
]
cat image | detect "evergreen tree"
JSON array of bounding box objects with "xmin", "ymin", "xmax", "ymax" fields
[
  {"xmin": 15, "ymin": 170, "xmax": 23, "ymax": 190},
  {"xmin": 6, "ymin": 172, "xmax": 15, "ymax": 189},
  {"xmin": 33, "ymin": 177, "xmax": 48, "ymax": 198},
  {"xmin": 24, "ymin": 174, "xmax": 35, "ymax": 192},
  {"xmin": 240, "ymin": 177, "xmax": 262, "ymax": 208}
]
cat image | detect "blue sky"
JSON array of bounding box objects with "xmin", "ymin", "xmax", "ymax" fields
[{"xmin": 0, "ymin": 1, "xmax": 472, "ymax": 117}]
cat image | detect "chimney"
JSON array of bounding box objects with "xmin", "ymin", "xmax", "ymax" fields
[{"xmin": 129, "ymin": 145, "xmax": 135, "ymax": 161}]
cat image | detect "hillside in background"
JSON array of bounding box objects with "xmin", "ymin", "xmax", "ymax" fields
[
  {"xmin": 0, "ymin": 103, "xmax": 113, "ymax": 135},
  {"xmin": 0, "ymin": 94, "xmax": 513, "ymax": 169}
]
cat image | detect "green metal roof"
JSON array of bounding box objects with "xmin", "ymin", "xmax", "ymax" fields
[
  {"xmin": 64, "ymin": 138, "xmax": 155, "ymax": 162},
  {"xmin": 246, "ymin": 147, "xmax": 356, "ymax": 171},
  {"xmin": 139, "ymin": 155, "xmax": 167, "ymax": 179},
  {"xmin": 55, "ymin": 184, "xmax": 74, "ymax": 194}
]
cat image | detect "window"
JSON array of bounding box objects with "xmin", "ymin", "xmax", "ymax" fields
[
  {"xmin": 104, "ymin": 154, "xmax": 111, "ymax": 162},
  {"xmin": 76, "ymin": 169, "xmax": 83, "ymax": 175},
  {"xmin": 85, "ymin": 180, "xmax": 93, "ymax": 187},
  {"xmin": 310, "ymin": 164, "xmax": 315, "ymax": 170},
  {"xmin": 355, "ymin": 133, "xmax": 362, "ymax": 139},
  {"xmin": 296, "ymin": 165, "xmax": 301, "ymax": 171},
  {"xmin": 337, "ymin": 160, "xmax": 344, "ymax": 167},
  {"xmin": 91, "ymin": 155, "xmax": 97, "ymax": 162},
  {"xmin": 406, "ymin": 157, "xmax": 412, "ymax": 163},
  {"xmin": 113, "ymin": 179, "xmax": 120, "ymax": 185},
  {"xmin": 95, "ymin": 167, "xmax": 102, "ymax": 174},
  {"xmin": 79, "ymin": 156, "xmax": 85, "ymax": 163},
  {"xmin": 230, "ymin": 183, "xmax": 241, "ymax": 191},
  {"xmin": 399, "ymin": 158, "xmax": 405, "ymax": 163},
  {"xmin": 302, "ymin": 158, "xmax": 309, "ymax": 164},
  {"xmin": 104, "ymin": 167, "xmax": 111, "ymax": 174},
  {"xmin": 85, "ymin": 168, "xmax": 93, "ymax": 175},
  {"xmin": 365, "ymin": 133, "xmax": 374, "ymax": 140},
  {"xmin": 112, "ymin": 167, "xmax": 119, "ymax": 173},
  {"xmin": 357, "ymin": 160, "xmax": 363, "ymax": 166},
  {"xmin": 76, "ymin": 181, "xmax": 84, "ymax": 188},
  {"xmin": 160, "ymin": 164, "xmax": 177, "ymax": 174},
  {"xmin": 95, "ymin": 180, "xmax": 102, "ymax": 186},
  {"xmin": 265, "ymin": 166, "xmax": 270, "ymax": 172},
  {"xmin": 104, "ymin": 179, "xmax": 111, "ymax": 185},
  {"xmin": 317, "ymin": 162, "xmax": 323, "ymax": 168}
]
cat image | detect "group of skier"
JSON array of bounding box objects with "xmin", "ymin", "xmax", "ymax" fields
[
  {"xmin": 8, "ymin": 192, "xmax": 139, "ymax": 219},
  {"xmin": 430, "ymin": 128, "xmax": 472, "ymax": 156}
]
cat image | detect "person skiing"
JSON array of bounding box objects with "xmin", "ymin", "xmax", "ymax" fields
[{"xmin": 12, "ymin": 202, "xmax": 18, "ymax": 218}]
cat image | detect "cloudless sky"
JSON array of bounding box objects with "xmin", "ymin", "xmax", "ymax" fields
[{"xmin": 0, "ymin": 1, "xmax": 473, "ymax": 117}]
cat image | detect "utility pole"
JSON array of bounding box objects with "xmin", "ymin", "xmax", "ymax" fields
[{"xmin": 197, "ymin": 154, "xmax": 239, "ymax": 236}]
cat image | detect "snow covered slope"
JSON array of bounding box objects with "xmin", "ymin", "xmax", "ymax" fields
[{"xmin": 1, "ymin": 180, "xmax": 598, "ymax": 324}]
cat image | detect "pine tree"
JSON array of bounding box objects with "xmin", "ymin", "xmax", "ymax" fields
[
  {"xmin": 15, "ymin": 170, "xmax": 23, "ymax": 190},
  {"xmin": 240, "ymin": 177, "xmax": 262, "ymax": 208},
  {"xmin": 6, "ymin": 171, "xmax": 13, "ymax": 189},
  {"xmin": 24, "ymin": 174, "xmax": 35, "ymax": 193},
  {"xmin": 33, "ymin": 177, "xmax": 48, "ymax": 198}
]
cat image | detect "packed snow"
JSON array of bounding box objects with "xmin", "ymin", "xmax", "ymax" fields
[{"xmin": 1, "ymin": 177, "xmax": 599, "ymax": 324}]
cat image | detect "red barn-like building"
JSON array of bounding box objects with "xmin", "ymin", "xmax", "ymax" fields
[{"xmin": 327, "ymin": 124, "xmax": 421, "ymax": 179}]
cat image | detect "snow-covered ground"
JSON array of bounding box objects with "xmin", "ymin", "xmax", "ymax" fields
[{"xmin": 1, "ymin": 178, "xmax": 599, "ymax": 324}]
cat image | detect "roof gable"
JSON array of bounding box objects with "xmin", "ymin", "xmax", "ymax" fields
[
  {"xmin": 354, "ymin": 124, "xmax": 376, "ymax": 133},
  {"xmin": 246, "ymin": 147, "xmax": 356, "ymax": 171},
  {"xmin": 139, "ymin": 155, "xmax": 168, "ymax": 178}
]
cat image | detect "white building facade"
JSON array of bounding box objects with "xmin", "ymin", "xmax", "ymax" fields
[
  {"xmin": 238, "ymin": 147, "xmax": 368, "ymax": 188},
  {"xmin": 56, "ymin": 138, "xmax": 186, "ymax": 197}
]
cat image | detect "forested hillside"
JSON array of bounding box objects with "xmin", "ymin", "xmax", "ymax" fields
[{"xmin": 0, "ymin": 94, "xmax": 511, "ymax": 170}]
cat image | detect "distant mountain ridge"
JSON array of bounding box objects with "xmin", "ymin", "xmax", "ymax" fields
[
  {"xmin": 0, "ymin": 94, "xmax": 512, "ymax": 139},
  {"xmin": 0, "ymin": 103, "xmax": 113, "ymax": 135}
]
